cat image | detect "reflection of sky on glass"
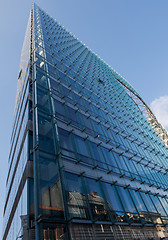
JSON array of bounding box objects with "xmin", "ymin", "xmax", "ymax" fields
[
  {"xmin": 140, "ymin": 193, "xmax": 156, "ymax": 213},
  {"xmin": 130, "ymin": 190, "xmax": 146, "ymax": 212},
  {"xmin": 116, "ymin": 186, "xmax": 136, "ymax": 213},
  {"xmin": 150, "ymin": 195, "xmax": 166, "ymax": 216},
  {"xmin": 159, "ymin": 197, "xmax": 168, "ymax": 215},
  {"xmin": 2, "ymin": 0, "xmax": 168, "ymax": 237}
]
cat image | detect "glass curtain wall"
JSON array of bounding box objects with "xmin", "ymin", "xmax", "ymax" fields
[{"xmin": 3, "ymin": 3, "xmax": 168, "ymax": 240}]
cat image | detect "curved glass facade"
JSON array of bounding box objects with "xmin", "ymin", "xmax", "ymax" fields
[{"xmin": 3, "ymin": 3, "xmax": 168, "ymax": 240}]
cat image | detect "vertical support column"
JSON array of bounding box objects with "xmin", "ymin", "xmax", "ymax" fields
[
  {"xmin": 32, "ymin": 4, "xmax": 71, "ymax": 239},
  {"xmin": 31, "ymin": 3, "xmax": 42, "ymax": 240}
]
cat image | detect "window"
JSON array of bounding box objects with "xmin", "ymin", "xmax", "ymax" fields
[
  {"xmin": 88, "ymin": 142, "xmax": 107, "ymax": 169},
  {"xmin": 129, "ymin": 189, "xmax": 152, "ymax": 224},
  {"xmin": 38, "ymin": 153, "xmax": 64, "ymax": 218},
  {"xmin": 54, "ymin": 99, "xmax": 66, "ymax": 121},
  {"xmin": 102, "ymin": 182, "xmax": 125, "ymax": 222},
  {"xmin": 75, "ymin": 136, "xmax": 93, "ymax": 165},
  {"xmin": 85, "ymin": 178, "xmax": 109, "ymax": 221},
  {"xmin": 65, "ymin": 172, "xmax": 89, "ymax": 219},
  {"xmin": 58, "ymin": 128, "xmax": 75, "ymax": 158}
]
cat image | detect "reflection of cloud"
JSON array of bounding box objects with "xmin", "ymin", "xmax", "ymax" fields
[{"xmin": 150, "ymin": 96, "xmax": 168, "ymax": 129}]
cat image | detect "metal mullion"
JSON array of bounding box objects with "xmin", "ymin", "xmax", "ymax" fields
[
  {"xmin": 32, "ymin": 4, "xmax": 42, "ymax": 240},
  {"xmin": 27, "ymin": 77, "xmax": 32, "ymax": 230}
]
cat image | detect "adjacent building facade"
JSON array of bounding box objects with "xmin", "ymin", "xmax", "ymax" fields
[{"xmin": 3, "ymin": 3, "xmax": 168, "ymax": 240}]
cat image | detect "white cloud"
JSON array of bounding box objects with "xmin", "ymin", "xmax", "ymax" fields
[{"xmin": 150, "ymin": 95, "xmax": 168, "ymax": 129}]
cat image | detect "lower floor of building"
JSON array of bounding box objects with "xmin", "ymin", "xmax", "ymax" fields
[{"xmin": 26, "ymin": 222, "xmax": 168, "ymax": 240}]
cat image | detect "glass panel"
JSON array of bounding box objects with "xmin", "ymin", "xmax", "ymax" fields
[
  {"xmin": 150, "ymin": 194, "xmax": 167, "ymax": 216},
  {"xmin": 140, "ymin": 192, "xmax": 162, "ymax": 224},
  {"xmin": 116, "ymin": 186, "xmax": 140, "ymax": 224},
  {"xmin": 58, "ymin": 128, "xmax": 76, "ymax": 158},
  {"xmin": 102, "ymin": 182, "xmax": 126, "ymax": 223},
  {"xmin": 54, "ymin": 100, "xmax": 67, "ymax": 121},
  {"xmin": 88, "ymin": 142, "xmax": 107, "ymax": 169},
  {"xmin": 64, "ymin": 172, "xmax": 90, "ymax": 219},
  {"xmin": 116, "ymin": 186, "xmax": 136, "ymax": 213},
  {"xmin": 37, "ymin": 85, "xmax": 50, "ymax": 114},
  {"xmin": 140, "ymin": 192, "xmax": 156, "ymax": 212},
  {"xmin": 75, "ymin": 136, "xmax": 93, "ymax": 165},
  {"xmin": 38, "ymin": 112, "xmax": 55, "ymax": 153},
  {"xmin": 116, "ymin": 155, "xmax": 129, "ymax": 173},
  {"xmin": 158, "ymin": 197, "xmax": 168, "ymax": 224},
  {"xmin": 84, "ymin": 178, "xmax": 110, "ymax": 221},
  {"xmin": 38, "ymin": 152, "xmax": 64, "ymax": 218},
  {"xmin": 159, "ymin": 197, "xmax": 168, "ymax": 215},
  {"xmin": 101, "ymin": 148, "xmax": 120, "ymax": 173},
  {"xmin": 102, "ymin": 183, "xmax": 122, "ymax": 211},
  {"xmin": 129, "ymin": 189, "xmax": 152, "ymax": 224}
]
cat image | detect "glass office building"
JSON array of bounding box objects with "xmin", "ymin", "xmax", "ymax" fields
[{"xmin": 3, "ymin": 3, "xmax": 168, "ymax": 240}]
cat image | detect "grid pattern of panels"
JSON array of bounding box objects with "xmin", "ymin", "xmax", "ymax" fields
[
  {"xmin": 4, "ymin": 3, "xmax": 168, "ymax": 240},
  {"xmin": 35, "ymin": 5, "xmax": 168, "ymax": 192},
  {"xmin": 63, "ymin": 172, "xmax": 168, "ymax": 226},
  {"xmin": 32, "ymin": 3, "xmax": 168, "ymax": 236}
]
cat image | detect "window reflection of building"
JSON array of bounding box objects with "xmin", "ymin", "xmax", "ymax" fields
[
  {"xmin": 4, "ymin": 3, "xmax": 168, "ymax": 239},
  {"xmin": 67, "ymin": 191, "xmax": 88, "ymax": 219},
  {"xmin": 88, "ymin": 191, "xmax": 109, "ymax": 221},
  {"xmin": 38, "ymin": 180, "xmax": 64, "ymax": 217},
  {"xmin": 66, "ymin": 190, "xmax": 109, "ymax": 220},
  {"xmin": 138, "ymin": 211, "xmax": 160, "ymax": 224}
]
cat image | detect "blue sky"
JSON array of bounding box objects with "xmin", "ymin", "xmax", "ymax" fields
[{"xmin": 1, "ymin": 0, "xmax": 168, "ymax": 236}]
